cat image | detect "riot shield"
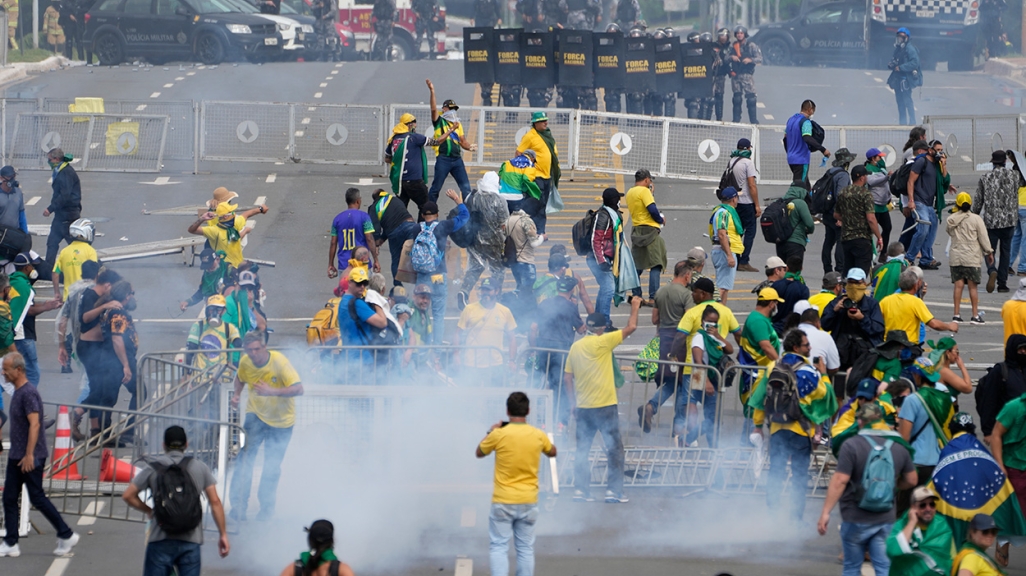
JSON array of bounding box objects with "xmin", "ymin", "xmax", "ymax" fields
[
  {"xmin": 593, "ymin": 32, "xmax": 625, "ymax": 90},
  {"xmin": 624, "ymin": 36, "xmax": 655, "ymax": 92},
  {"xmin": 557, "ymin": 29, "xmax": 593, "ymax": 87},
  {"xmin": 654, "ymin": 36, "xmax": 682, "ymax": 93},
  {"xmin": 464, "ymin": 27, "xmax": 495, "ymax": 84},
  {"xmin": 495, "ymin": 29, "xmax": 523, "ymax": 85},
  {"xmin": 679, "ymin": 41, "xmax": 714, "ymax": 99},
  {"xmin": 520, "ymin": 31, "xmax": 556, "ymax": 89}
]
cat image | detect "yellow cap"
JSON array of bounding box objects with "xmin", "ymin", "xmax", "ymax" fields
[
  {"xmin": 206, "ymin": 294, "xmax": 227, "ymax": 307},
  {"xmin": 349, "ymin": 267, "xmax": 370, "ymax": 284},
  {"xmin": 955, "ymin": 191, "xmax": 972, "ymax": 208},
  {"xmin": 757, "ymin": 287, "xmax": 786, "ymax": 302}
]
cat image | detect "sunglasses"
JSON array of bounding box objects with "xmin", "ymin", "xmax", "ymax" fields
[{"xmin": 916, "ymin": 500, "xmax": 936, "ymax": 510}]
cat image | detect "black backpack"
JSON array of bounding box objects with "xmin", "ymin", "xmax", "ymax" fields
[
  {"xmin": 571, "ymin": 209, "xmax": 597, "ymax": 256},
  {"xmin": 807, "ymin": 120, "xmax": 825, "ymax": 151},
  {"xmin": 716, "ymin": 158, "xmax": 741, "ymax": 198},
  {"xmin": 764, "ymin": 362, "xmax": 806, "ymax": 426},
  {"xmin": 888, "ymin": 161, "xmax": 915, "ymax": 198},
  {"xmin": 759, "ymin": 198, "xmax": 795, "ymax": 244},
  {"xmin": 810, "ymin": 167, "xmax": 842, "ymax": 217},
  {"xmin": 149, "ymin": 457, "xmax": 203, "ymax": 535}
]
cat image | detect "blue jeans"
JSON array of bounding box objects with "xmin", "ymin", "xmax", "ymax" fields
[
  {"xmin": 766, "ymin": 429, "xmax": 811, "ymax": 521},
  {"xmin": 646, "ymin": 374, "xmax": 694, "ymax": 439},
  {"xmin": 428, "ymin": 155, "xmax": 472, "ymax": 203},
  {"xmin": 574, "ymin": 405, "xmax": 624, "ymax": 496},
  {"xmin": 416, "ymin": 272, "xmax": 447, "ymax": 344},
  {"xmin": 1010, "ymin": 208, "xmax": 1026, "ymax": 273},
  {"xmin": 840, "ymin": 521, "xmax": 892, "ymax": 576},
  {"xmin": 229, "ymin": 413, "xmax": 293, "ymax": 519},
  {"xmin": 510, "ymin": 262, "xmax": 536, "ymax": 294},
  {"xmin": 489, "ymin": 503, "xmax": 538, "ymax": 576},
  {"xmin": 586, "ymin": 255, "xmax": 615, "ymax": 327},
  {"xmin": 15, "ymin": 339, "xmax": 39, "ymax": 387},
  {"xmin": 535, "ymin": 350, "xmax": 570, "ymax": 426},
  {"xmin": 143, "ymin": 539, "xmax": 202, "ymax": 576},
  {"xmin": 895, "ymin": 88, "xmax": 916, "ymax": 125},
  {"xmin": 906, "ymin": 204, "xmax": 938, "ymax": 265},
  {"xmin": 3, "ymin": 458, "xmax": 73, "ymax": 545},
  {"xmin": 387, "ymin": 220, "xmax": 419, "ymax": 285},
  {"xmin": 684, "ymin": 387, "xmax": 717, "ymax": 446}
]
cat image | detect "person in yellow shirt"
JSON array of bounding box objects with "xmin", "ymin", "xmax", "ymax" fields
[
  {"xmin": 229, "ymin": 333, "xmax": 303, "ymax": 522},
  {"xmin": 1002, "ymin": 278, "xmax": 1026, "ymax": 343},
  {"xmin": 516, "ymin": 112, "xmax": 560, "ymax": 235},
  {"xmin": 455, "ymin": 278, "xmax": 517, "ymax": 382},
  {"xmin": 564, "ymin": 296, "xmax": 642, "ymax": 503},
  {"xmin": 808, "ymin": 272, "xmax": 843, "ymax": 319},
  {"xmin": 625, "ymin": 169, "xmax": 666, "ymax": 301},
  {"xmin": 952, "ymin": 514, "xmax": 1003, "ymax": 576},
  {"xmin": 709, "ymin": 186, "xmax": 744, "ymax": 304},
  {"xmin": 476, "ymin": 392, "xmax": 557, "ymax": 576},
  {"xmin": 52, "ymin": 218, "xmax": 98, "ymax": 301},
  {"xmin": 878, "ymin": 269, "xmax": 958, "ymax": 345},
  {"xmin": 188, "ymin": 201, "xmax": 269, "ymax": 269}
]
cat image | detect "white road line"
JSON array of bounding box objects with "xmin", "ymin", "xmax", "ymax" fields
[
  {"xmin": 319, "ymin": 82, "xmax": 328, "ymax": 87},
  {"xmin": 864, "ymin": 71, "xmax": 873, "ymax": 75},
  {"xmin": 175, "ymin": 76, "xmax": 185, "ymax": 81},
  {"xmin": 334, "ymin": 63, "xmax": 343, "ymax": 68},
  {"xmin": 763, "ymin": 114, "xmax": 775, "ymax": 120},
  {"xmin": 25, "ymin": 196, "xmax": 40, "ymax": 206},
  {"xmin": 313, "ymin": 92, "xmax": 323, "ymax": 99},
  {"xmin": 873, "ymin": 77, "xmax": 883, "ymax": 83},
  {"xmin": 254, "ymin": 196, "xmax": 266, "ymax": 205},
  {"xmin": 331, "ymin": 69, "xmax": 339, "ymax": 74},
  {"xmin": 186, "ymin": 71, "xmax": 196, "ymax": 76},
  {"xmin": 163, "ymin": 83, "xmax": 174, "ymax": 88},
  {"xmin": 459, "ymin": 506, "xmax": 476, "ymax": 527},
  {"xmin": 45, "ymin": 557, "xmax": 72, "ymax": 576},
  {"xmin": 78, "ymin": 501, "xmax": 105, "ymax": 526},
  {"xmin": 325, "ymin": 76, "xmax": 333, "ymax": 81},
  {"xmin": 265, "ymin": 174, "xmax": 276, "ymax": 183},
  {"xmin": 150, "ymin": 92, "xmax": 161, "ymax": 98},
  {"xmin": 454, "ymin": 557, "xmax": 472, "ymax": 576},
  {"xmin": 756, "ymin": 102, "xmax": 766, "ymax": 108},
  {"xmin": 301, "ymin": 117, "xmax": 311, "ymax": 124}
]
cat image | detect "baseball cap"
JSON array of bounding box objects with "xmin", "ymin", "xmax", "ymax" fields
[
  {"xmin": 952, "ymin": 411, "xmax": 974, "ymax": 428},
  {"xmin": 850, "ymin": 165, "xmax": 870, "ymax": 180},
  {"xmin": 765, "ymin": 256, "xmax": 786, "ymax": 270},
  {"xmin": 846, "ymin": 268, "xmax": 868, "ymax": 282},
  {"xmin": 955, "ymin": 191, "xmax": 972, "ymax": 208},
  {"xmin": 855, "ymin": 402, "xmax": 883, "ymax": 423},
  {"xmin": 350, "ymin": 267, "xmax": 370, "ymax": 284},
  {"xmin": 911, "ymin": 486, "xmax": 938, "ymax": 504},
  {"xmin": 737, "ymin": 138, "xmax": 752, "ymax": 149},
  {"xmin": 602, "ymin": 187, "xmax": 624, "ymax": 204},
  {"xmin": 585, "ymin": 312, "xmax": 607, "ymax": 328},
  {"xmin": 865, "ymin": 148, "xmax": 883, "ymax": 160},
  {"xmin": 854, "ymin": 378, "xmax": 880, "ymax": 400},
  {"xmin": 206, "ymin": 294, "xmax": 227, "ymax": 307},
  {"xmin": 757, "ymin": 287, "xmax": 785, "ymax": 302},
  {"xmin": 548, "ymin": 253, "xmax": 571, "ymax": 271},
  {"xmin": 164, "ymin": 425, "xmax": 187, "ymax": 450},
  {"xmin": 970, "ymin": 514, "xmax": 997, "ymax": 532},
  {"xmin": 912, "ymin": 356, "xmax": 941, "ymax": 382},
  {"xmin": 442, "ymin": 99, "xmax": 459, "ymax": 110},
  {"xmin": 479, "ymin": 277, "xmax": 500, "ymax": 291},
  {"xmin": 686, "ymin": 246, "xmax": 707, "ymax": 263},
  {"xmin": 793, "ymin": 300, "xmax": 817, "ymax": 315},
  {"xmin": 238, "ymin": 270, "xmax": 257, "ymax": 287},
  {"xmin": 215, "ymin": 201, "xmax": 237, "ymax": 218},
  {"xmin": 414, "ymin": 284, "xmax": 433, "ymax": 296},
  {"xmin": 557, "ymin": 276, "xmax": 578, "ymax": 293},
  {"xmin": 306, "ymin": 519, "xmax": 334, "ymax": 544},
  {"xmin": 719, "ymin": 186, "xmax": 739, "ymax": 200},
  {"xmin": 531, "ymin": 111, "xmax": 548, "ymax": 123},
  {"xmin": 694, "ymin": 277, "xmax": 715, "ymax": 294},
  {"xmin": 421, "ymin": 201, "xmax": 439, "ymax": 216},
  {"xmin": 822, "ymin": 271, "xmax": 843, "ymax": 289},
  {"xmin": 0, "ymin": 166, "xmax": 15, "ymax": 178}
]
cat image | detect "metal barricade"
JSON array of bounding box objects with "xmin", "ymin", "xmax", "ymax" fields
[
  {"xmin": 837, "ymin": 126, "xmax": 917, "ymax": 172},
  {"xmin": 665, "ymin": 119, "xmax": 758, "ymax": 181},
  {"xmin": 9, "ymin": 112, "xmax": 169, "ymax": 172},
  {"xmin": 43, "ymin": 99, "xmax": 195, "ymax": 161},
  {"xmin": 572, "ymin": 111, "xmax": 664, "ymax": 178},
  {"xmin": 2, "ymin": 98, "xmax": 40, "ymax": 163},
  {"xmin": 755, "ymin": 125, "xmax": 843, "ymax": 186},
  {"xmin": 304, "ymin": 344, "xmax": 514, "ymax": 387},
  {"xmin": 200, "ymin": 101, "xmax": 292, "ymax": 163},
  {"xmin": 924, "ymin": 114, "xmax": 1020, "ymax": 174},
  {"xmin": 291, "ymin": 104, "xmax": 384, "ymax": 165}
]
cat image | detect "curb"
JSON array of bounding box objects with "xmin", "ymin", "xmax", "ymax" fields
[
  {"xmin": 985, "ymin": 57, "xmax": 1026, "ymax": 87},
  {"xmin": 0, "ymin": 55, "xmax": 74, "ymax": 88}
]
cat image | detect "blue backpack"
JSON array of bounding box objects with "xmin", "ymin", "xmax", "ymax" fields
[
  {"xmin": 857, "ymin": 434, "xmax": 896, "ymax": 512},
  {"xmin": 411, "ymin": 222, "xmax": 443, "ymax": 273}
]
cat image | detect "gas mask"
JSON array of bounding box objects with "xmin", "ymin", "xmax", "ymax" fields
[
  {"xmin": 894, "ymin": 35, "xmax": 907, "ymax": 47},
  {"xmin": 125, "ymin": 299, "xmax": 138, "ymax": 312}
]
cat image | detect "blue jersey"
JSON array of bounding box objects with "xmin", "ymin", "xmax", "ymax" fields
[{"xmin": 785, "ymin": 113, "xmax": 812, "ymax": 166}]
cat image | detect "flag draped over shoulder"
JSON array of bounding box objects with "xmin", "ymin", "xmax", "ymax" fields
[
  {"xmin": 929, "ymin": 432, "xmax": 1026, "ymax": 546},
  {"xmin": 745, "ymin": 354, "xmax": 838, "ymax": 427},
  {"xmin": 885, "ymin": 510, "xmax": 955, "ymax": 576},
  {"xmin": 387, "ymin": 127, "xmax": 428, "ymax": 195},
  {"xmin": 916, "ymin": 386, "xmax": 954, "ymax": 449},
  {"xmin": 830, "ymin": 395, "xmax": 901, "ymax": 456},
  {"xmin": 498, "ymin": 156, "xmax": 542, "ymax": 200}
]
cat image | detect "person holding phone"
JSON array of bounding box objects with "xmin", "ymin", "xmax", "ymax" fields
[{"xmin": 685, "ymin": 305, "xmax": 734, "ymax": 447}]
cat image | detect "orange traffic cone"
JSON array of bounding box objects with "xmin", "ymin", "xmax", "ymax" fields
[
  {"xmin": 47, "ymin": 406, "xmax": 82, "ymax": 481},
  {"xmin": 100, "ymin": 449, "xmax": 142, "ymax": 483}
]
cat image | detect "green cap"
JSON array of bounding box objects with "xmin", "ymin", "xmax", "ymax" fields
[{"xmin": 531, "ymin": 111, "xmax": 549, "ymax": 123}]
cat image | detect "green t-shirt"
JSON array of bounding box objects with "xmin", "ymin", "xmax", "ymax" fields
[
  {"xmin": 997, "ymin": 397, "xmax": 1026, "ymax": 471},
  {"xmin": 740, "ymin": 311, "xmax": 780, "ymax": 366}
]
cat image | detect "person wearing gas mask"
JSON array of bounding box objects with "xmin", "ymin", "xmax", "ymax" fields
[
  {"xmin": 729, "ymin": 26, "xmax": 761, "ymax": 124},
  {"xmin": 887, "ymin": 28, "xmax": 922, "ymax": 126},
  {"xmin": 43, "ymin": 147, "xmax": 82, "ymax": 274},
  {"xmin": 821, "ymin": 267, "xmax": 885, "ymax": 372},
  {"xmin": 426, "ymin": 80, "xmax": 476, "ymax": 204},
  {"xmin": 707, "ymin": 28, "xmax": 731, "ymax": 121},
  {"xmin": 9, "ymin": 253, "xmax": 61, "ymax": 389},
  {"xmin": 186, "ymin": 294, "xmax": 241, "ymax": 370}
]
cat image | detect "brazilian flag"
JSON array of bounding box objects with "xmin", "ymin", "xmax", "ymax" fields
[
  {"xmin": 387, "ymin": 131, "xmax": 428, "ymax": 195},
  {"xmin": 830, "ymin": 395, "xmax": 905, "ymax": 457},
  {"xmin": 746, "ymin": 354, "xmax": 838, "ymax": 429},
  {"xmin": 916, "ymin": 386, "xmax": 954, "ymax": 450},
  {"xmin": 498, "ymin": 155, "xmax": 542, "ymax": 201},
  {"xmin": 929, "ymin": 432, "xmax": 1026, "ymax": 545}
]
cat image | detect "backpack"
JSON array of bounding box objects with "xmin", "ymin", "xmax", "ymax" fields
[
  {"xmin": 888, "ymin": 160, "xmax": 914, "ymax": 198},
  {"xmin": 347, "ymin": 297, "xmax": 400, "ymax": 347},
  {"xmin": 809, "ymin": 167, "xmax": 842, "ymax": 217},
  {"xmin": 806, "ymin": 120, "xmax": 825, "ymax": 151},
  {"xmin": 759, "ymin": 197, "xmax": 795, "ymax": 244},
  {"xmin": 856, "ymin": 435, "xmax": 896, "ymax": 513},
  {"xmin": 976, "ymin": 362, "xmax": 1010, "ymax": 433},
  {"xmin": 763, "ymin": 362, "xmax": 805, "ymax": 426},
  {"xmin": 294, "ymin": 560, "xmax": 341, "ymax": 576},
  {"xmin": 716, "ymin": 158, "xmax": 741, "ymax": 198},
  {"xmin": 306, "ymin": 298, "xmax": 340, "ymax": 346},
  {"xmin": 571, "ymin": 209, "xmax": 597, "ymax": 256},
  {"xmin": 411, "ymin": 221, "xmax": 443, "ymax": 273},
  {"xmin": 148, "ymin": 457, "xmax": 203, "ymax": 535}
]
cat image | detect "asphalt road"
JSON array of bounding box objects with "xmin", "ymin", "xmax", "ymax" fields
[{"xmin": 0, "ymin": 59, "xmax": 1024, "ymax": 576}]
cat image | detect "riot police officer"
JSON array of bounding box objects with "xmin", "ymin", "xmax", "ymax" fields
[
  {"xmin": 541, "ymin": 0, "xmax": 567, "ymax": 29},
  {"xmin": 412, "ymin": 0, "xmax": 439, "ymax": 59},
  {"xmin": 730, "ymin": 25, "xmax": 762, "ymax": 124},
  {"xmin": 311, "ymin": 0, "xmax": 340, "ymax": 62},
  {"xmin": 371, "ymin": 0, "xmax": 397, "ymax": 61},
  {"xmin": 696, "ymin": 31, "xmax": 715, "ymax": 119},
  {"xmin": 560, "ymin": 0, "xmax": 600, "ymax": 110},
  {"xmin": 625, "ymin": 25, "xmax": 646, "ymax": 115},
  {"xmin": 473, "ymin": 0, "xmax": 502, "ymax": 106},
  {"xmin": 708, "ymin": 27, "xmax": 730, "ymax": 121},
  {"xmin": 517, "ymin": 0, "xmax": 544, "ymax": 31},
  {"xmin": 602, "ymin": 23, "xmax": 623, "ymax": 113},
  {"xmin": 613, "ymin": 0, "xmax": 639, "ymax": 29},
  {"xmin": 641, "ymin": 28, "xmax": 666, "ymax": 116},
  {"xmin": 683, "ymin": 30, "xmax": 701, "ymax": 118}
]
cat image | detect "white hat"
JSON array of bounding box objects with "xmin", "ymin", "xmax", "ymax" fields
[
  {"xmin": 765, "ymin": 256, "xmax": 786, "ymax": 270},
  {"xmin": 1015, "ymin": 277, "xmax": 1026, "ymax": 302},
  {"xmin": 793, "ymin": 300, "xmax": 817, "ymax": 315}
]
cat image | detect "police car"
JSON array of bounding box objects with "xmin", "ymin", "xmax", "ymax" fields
[
  {"xmin": 223, "ymin": 0, "xmax": 308, "ymax": 58},
  {"xmin": 84, "ymin": 0, "xmax": 284, "ymax": 66},
  {"xmin": 751, "ymin": 0, "xmax": 868, "ymax": 67}
]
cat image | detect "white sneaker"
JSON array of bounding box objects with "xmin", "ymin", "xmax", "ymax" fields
[
  {"xmin": 53, "ymin": 533, "xmax": 79, "ymax": 556},
  {"xmin": 0, "ymin": 541, "xmax": 20, "ymax": 557}
]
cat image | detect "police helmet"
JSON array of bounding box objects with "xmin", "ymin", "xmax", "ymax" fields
[
  {"xmin": 635, "ymin": 19, "xmax": 648, "ymax": 30},
  {"xmin": 686, "ymin": 31, "xmax": 699, "ymax": 42},
  {"xmin": 605, "ymin": 22, "xmax": 621, "ymax": 34},
  {"xmin": 628, "ymin": 26, "xmax": 644, "ymax": 38},
  {"xmin": 717, "ymin": 27, "xmax": 730, "ymax": 38},
  {"xmin": 654, "ymin": 29, "xmax": 668, "ymax": 39},
  {"xmin": 699, "ymin": 32, "xmax": 713, "ymax": 42},
  {"xmin": 734, "ymin": 25, "xmax": 748, "ymax": 37},
  {"xmin": 661, "ymin": 27, "xmax": 675, "ymax": 37}
]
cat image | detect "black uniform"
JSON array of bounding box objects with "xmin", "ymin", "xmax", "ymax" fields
[
  {"xmin": 411, "ymin": 0, "xmax": 438, "ymax": 59},
  {"xmin": 312, "ymin": 0, "xmax": 340, "ymax": 61},
  {"xmin": 46, "ymin": 161, "xmax": 82, "ymax": 270},
  {"xmin": 475, "ymin": 0, "xmax": 501, "ymax": 105},
  {"xmin": 371, "ymin": 0, "xmax": 396, "ymax": 61}
]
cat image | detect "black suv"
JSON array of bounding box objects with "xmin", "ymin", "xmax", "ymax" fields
[
  {"xmin": 84, "ymin": 0, "xmax": 283, "ymax": 65},
  {"xmin": 751, "ymin": 0, "xmax": 867, "ymax": 67}
]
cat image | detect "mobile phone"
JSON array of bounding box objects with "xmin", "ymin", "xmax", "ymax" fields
[{"xmin": 813, "ymin": 356, "xmax": 822, "ymax": 365}]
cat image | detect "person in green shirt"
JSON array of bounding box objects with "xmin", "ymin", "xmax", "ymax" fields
[
  {"xmin": 279, "ymin": 520, "xmax": 355, "ymax": 576},
  {"xmin": 740, "ymin": 286, "xmax": 782, "ymax": 366},
  {"xmin": 886, "ymin": 486, "xmax": 955, "ymax": 576},
  {"xmin": 991, "ymin": 393, "xmax": 1026, "ymax": 517}
]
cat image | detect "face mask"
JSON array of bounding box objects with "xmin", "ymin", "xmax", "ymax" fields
[
  {"xmin": 442, "ymin": 110, "xmax": 459, "ymax": 123},
  {"xmin": 28, "ymin": 269, "xmax": 38, "ymax": 281},
  {"xmin": 125, "ymin": 299, "xmax": 138, "ymax": 312},
  {"xmin": 48, "ymin": 159, "xmax": 59, "ymax": 169},
  {"xmin": 876, "ymin": 159, "xmax": 886, "ymax": 169},
  {"xmin": 208, "ymin": 316, "xmax": 223, "ymax": 328},
  {"xmin": 846, "ymin": 282, "xmax": 867, "ymax": 302}
]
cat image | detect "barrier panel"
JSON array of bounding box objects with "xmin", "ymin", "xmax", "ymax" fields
[
  {"xmin": 2, "ymin": 98, "xmax": 40, "ymax": 162},
  {"xmin": 201, "ymin": 101, "xmax": 292, "ymax": 163},
  {"xmin": 9, "ymin": 113, "xmax": 169, "ymax": 172},
  {"xmin": 291, "ymin": 104, "xmax": 384, "ymax": 165},
  {"xmin": 44, "ymin": 99, "xmax": 195, "ymax": 161}
]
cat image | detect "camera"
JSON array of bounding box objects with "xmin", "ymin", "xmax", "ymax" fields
[{"xmin": 841, "ymin": 298, "xmax": 857, "ymax": 312}]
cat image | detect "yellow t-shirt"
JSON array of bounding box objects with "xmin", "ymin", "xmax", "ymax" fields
[
  {"xmin": 1004, "ymin": 300, "xmax": 1026, "ymax": 344},
  {"xmin": 53, "ymin": 240, "xmax": 98, "ymax": 300},
  {"xmin": 1019, "ymin": 186, "xmax": 1026, "ymax": 208},
  {"xmin": 625, "ymin": 185, "xmax": 659, "ymax": 228},
  {"xmin": 238, "ymin": 350, "xmax": 301, "ymax": 428},
  {"xmin": 201, "ymin": 225, "xmax": 245, "ymax": 268},
  {"xmin": 879, "ymin": 292, "xmax": 933, "ymax": 345},
  {"xmin": 565, "ymin": 331, "xmax": 622, "ymax": 409},
  {"xmin": 676, "ymin": 300, "xmax": 740, "ymax": 374},
  {"xmin": 478, "ymin": 423, "xmax": 553, "ymax": 504},
  {"xmin": 457, "ymin": 302, "xmax": 517, "ymax": 368},
  {"xmin": 807, "ymin": 291, "xmax": 836, "ymax": 318},
  {"xmin": 955, "ymin": 550, "xmax": 1002, "ymax": 576},
  {"xmin": 710, "ymin": 206, "xmax": 744, "ymax": 254},
  {"xmin": 517, "ymin": 129, "xmax": 554, "ymax": 180}
]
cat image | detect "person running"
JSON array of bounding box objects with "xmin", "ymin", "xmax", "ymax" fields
[
  {"xmin": 328, "ymin": 188, "xmax": 378, "ymax": 280},
  {"xmin": 625, "ymin": 169, "xmax": 666, "ymax": 300},
  {"xmin": 229, "ymin": 333, "xmax": 304, "ymax": 522},
  {"xmin": 52, "ymin": 218, "xmax": 97, "ymax": 302},
  {"xmin": 0, "ymin": 352, "xmax": 80, "ymax": 558},
  {"xmin": 783, "ymin": 100, "xmax": 830, "ymax": 189},
  {"xmin": 457, "ymin": 172, "xmax": 509, "ymax": 310},
  {"xmin": 710, "ymin": 186, "xmax": 743, "ymax": 304},
  {"xmin": 946, "ymin": 192, "xmax": 994, "ymax": 323},
  {"xmin": 476, "ymin": 392, "xmax": 557, "ymax": 576},
  {"xmin": 279, "ymin": 520, "xmax": 355, "ymax": 576},
  {"xmin": 367, "ymin": 189, "xmax": 418, "ymax": 287},
  {"xmin": 587, "ymin": 188, "xmax": 625, "ymax": 328},
  {"xmin": 426, "ymin": 80, "xmax": 475, "ymax": 203}
]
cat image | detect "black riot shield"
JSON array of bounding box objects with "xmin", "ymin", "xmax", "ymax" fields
[
  {"xmin": 654, "ymin": 36, "xmax": 682, "ymax": 93},
  {"xmin": 495, "ymin": 29, "xmax": 523, "ymax": 85},
  {"xmin": 679, "ymin": 41, "xmax": 715, "ymax": 99},
  {"xmin": 464, "ymin": 27, "xmax": 495, "ymax": 84},
  {"xmin": 593, "ymin": 32, "xmax": 625, "ymax": 91},
  {"xmin": 520, "ymin": 31, "xmax": 556, "ymax": 89},
  {"xmin": 557, "ymin": 29, "xmax": 593, "ymax": 87},
  {"xmin": 623, "ymin": 36, "xmax": 655, "ymax": 92}
]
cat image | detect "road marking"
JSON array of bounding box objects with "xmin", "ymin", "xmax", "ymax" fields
[
  {"xmin": 756, "ymin": 102, "xmax": 766, "ymax": 108},
  {"xmin": 46, "ymin": 557, "xmax": 72, "ymax": 575},
  {"xmin": 314, "ymin": 92, "xmax": 323, "ymax": 99},
  {"xmin": 325, "ymin": 76, "xmax": 334, "ymax": 80},
  {"xmin": 254, "ymin": 196, "xmax": 266, "ymax": 205},
  {"xmin": 295, "ymin": 130, "xmax": 305, "ymax": 137},
  {"xmin": 150, "ymin": 92, "xmax": 161, "ymax": 98},
  {"xmin": 175, "ymin": 76, "xmax": 185, "ymax": 81},
  {"xmin": 26, "ymin": 196, "xmax": 40, "ymax": 206},
  {"xmin": 135, "ymin": 104, "xmax": 148, "ymax": 111},
  {"xmin": 265, "ymin": 174, "xmax": 276, "ymax": 183},
  {"xmin": 301, "ymin": 117, "xmax": 311, "ymax": 124},
  {"xmin": 186, "ymin": 71, "xmax": 196, "ymax": 76},
  {"xmin": 319, "ymin": 82, "xmax": 328, "ymax": 88},
  {"xmin": 78, "ymin": 501, "xmax": 105, "ymax": 526},
  {"xmin": 163, "ymin": 83, "xmax": 174, "ymax": 88},
  {"xmin": 873, "ymin": 77, "xmax": 883, "ymax": 83},
  {"xmin": 454, "ymin": 557, "xmax": 472, "ymax": 576},
  {"xmin": 460, "ymin": 506, "xmax": 475, "ymax": 527},
  {"xmin": 763, "ymin": 114, "xmax": 774, "ymax": 120},
  {"xmin": 864, "ymin": 71, "xmax": 873, "ymax": 75},
  {"xmin": 332, "ymin": 65, "xmax": 341, "ymax": 70}
]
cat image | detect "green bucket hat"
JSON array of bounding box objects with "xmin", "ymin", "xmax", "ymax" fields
[{"xmin": 531, "ymin": 111, "xmax": 549, "ymax": 123}]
